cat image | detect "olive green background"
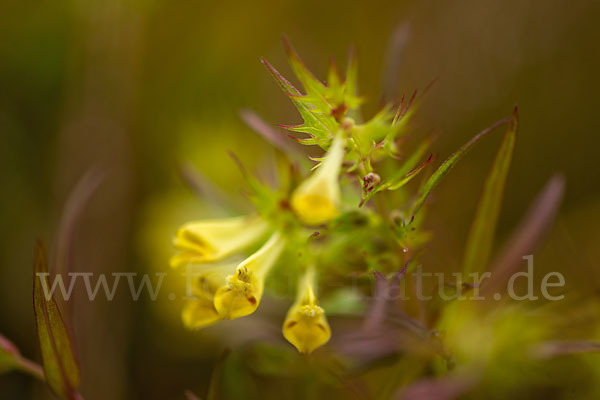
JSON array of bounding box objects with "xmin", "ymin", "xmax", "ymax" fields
[{"xmin": 1, "ymin": 0, "xmax": 599, "ymax": 398}]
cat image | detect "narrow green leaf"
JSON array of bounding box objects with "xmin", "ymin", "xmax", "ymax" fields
[
  {"xmin": 327, "ymin": 57, "xmax": 341, "ymax": 92},
  {"xmin": 262, "ymin": 58, "xmax": 335, "ymax": 146},
  {"xmin": 360, "ymin": 154, "xmax": 433, "ymax": 206},
  {"xmin": 283, "ymin": 36, "xmax": 364, "ymax": 119},
  {"xmin": 343, "ymin": 47, "xmax": 364, "ymax": 115},
  {"xmin": 388, "ymin": 154, "xmax": 434, "ymax": 190},
  {"xmin": 260, "ymin": 57, "xmax": 302, "ymax": 96},
  {"xmin": 282, "ymin": 35, "xmax": 327, "ymax": 98},
  {"xmin": 345, "ymin": 46, "xmax": 358, "ymax": 101},
  {"xmin": 462, "ymin": 107, "xmax": 518, "ymax": 276},
  {"xmin": 359, "ymin": 138, "xmax": 432, "ymax": 206},
  {"xmin": 354, "ymin": 105, "xmax": 398, "ymax": 148},
  {"xmin": 263, "ymin": 42, "xmax": 364, "ymax": 149},
  {"xmin": 33, "ymin": 242, "xmax": 81, "ymax": 400},
  {"xmin": 386, "ymin": 138, "xmax": 433, "ymax": 187},
  {"xmin": 409, "ymin": 115, "xmax": 512, "ymax": 218}
]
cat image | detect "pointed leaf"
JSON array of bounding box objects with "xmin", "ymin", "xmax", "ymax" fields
[
  {"xmin": 480, "ymin": 174, "xmax": 565, "ymax": 296},
  {"xmin": 360, "ymin": 154, "xmax": 433, "ymax": 206},
  {"xmin": 239, "ymin": 109, "xmax": 304, "ymax": 156},
  {"xmin": 282, "ymin": 35, "xmax": 327, "ymax": 98},
  {"xmin": 389, "ymin": 137, "xmax": 433, "ymax": 178},
  {"xmin": 283, "ymin": 36, "xmax": 364, "ymax": 119},
  {"xmin": 261, "ymin": 57, "xmax": 302, "ymax": 96},
  {"xmin": 388, "ymin": 154, "xmax": 434, "ymax": 190},
  {"xmin": 33, "ymin": 242, "xmax": 81, "ymax": 399},
  {"xmin": 410, "ymin": 116, "xmax": 512, "ymax": 218},
  {"xmin": 327, "ymin": 57, "xmax": 341, "ymax": 91},
  {"xmin": 462, "ymin": 107, "xmax": 518, "ymax": 276},
  {"xmin": 262, "ymin": 58, "xmax": 335, "ymax": 147},
  {"xmin": 345, "ymin": 47, "xmax": 359, "ymax": 102},
  {"xmin": 353, "ymin": 105, "xmax": 399, "ymax": 152},
  {"xmin": 342, "ymin": 48, "xmax": 364, "ymax": 114}
]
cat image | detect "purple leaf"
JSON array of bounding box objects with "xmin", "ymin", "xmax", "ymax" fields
[
  {"xmin": 239, "ymin": 109, "xmax": 304, "ymax": 156},
  {"xmin": 481, "ymin": 174, "xmax": 565, "ymax": 296}
]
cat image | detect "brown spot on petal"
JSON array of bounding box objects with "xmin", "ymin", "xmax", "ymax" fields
[{"xmin": 286, "ymin": 321, "xmax": 297, "ymax": 329}]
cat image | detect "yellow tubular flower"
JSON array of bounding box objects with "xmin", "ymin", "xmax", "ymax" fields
[
  {"xmin": 283, "ymin": 267, "xmax": 331, "ymax": 354},
  {"xmin": 214, "ymin": 232, "xmax": 285, "ymax": 320},
  {"xmin": 181, "ymin": 263, "xmax": 236, "ymax": 329},
  {"xmin": 170, "ymin": 215, "xmax": 270, "ymax": 268},
  {"xmin": 290, "ymin": 135, "xmax": 346, "ymax": 225}
]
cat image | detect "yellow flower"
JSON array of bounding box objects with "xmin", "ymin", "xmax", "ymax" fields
[
  {"xmin": 181, "ymin": 232, "xmax": 285, "ymax": 328},
  {"xmin": 214, "ymin": 231, "xmax": 285, "ymax": 319},
  {"xmin": 181, "ymin": 262, "xmax": 236, "ymax": 329},
  {"xmin": 283, "ymin": 267, "xmax": 331, "ymax": 354},
  {"xmin": 290, "ymin": 135, "xmax": 346, "ymax": 225},
  {"xmin": 171, "ymin": 215, "xmax": 269, "ymax": 268}
]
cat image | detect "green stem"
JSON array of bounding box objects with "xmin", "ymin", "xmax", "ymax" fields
[{"xmin": 16, "ymin": 356, "xmax": 45, "ymax": 381}]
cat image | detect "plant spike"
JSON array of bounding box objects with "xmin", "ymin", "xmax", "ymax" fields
[
  {"xmin": 480, "ymin": 174, "xmax": 565, "ymax": 297},
  {"xmin": 33, "ymin": 242, "xmax": 81, "ymax": 400},
  {"xmin": 462, "ymin": 107, "xmax": 518, "ymax": 277},
  {"xmin": 409, "ymin": 114, "xmax": 513, "ymax": 219},
  {"xmin": 282, "ymin": 35, "xmax": 328, "ymax": 99}
]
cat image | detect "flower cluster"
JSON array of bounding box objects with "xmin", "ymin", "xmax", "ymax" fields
[
  {"xmin": 171, "ymin": 38, "xmax": 431, "ymax": 353},
  {"xmin": 172, "ymin": 134, "xmax": 347, "ymax": 353}
]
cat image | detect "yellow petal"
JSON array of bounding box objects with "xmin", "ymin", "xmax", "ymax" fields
[
  {"xmin": 181, "ymin": 299, "xmax": 221, "ymax": 329},
  {"xmin": 214, "ymin": 232, "xmax": 285, "ymax": 320},
  {"xmin": 291, "ymin": 135, "xmax": 345, "ymax": 225},
  {"xmin": 170, "ymin": 215, "xmax": 269, "ymax": 268},
  {"xmin": 186, "ymin": 263, "xmax": 234, "ymax": 299},
  {"xmin": 283, "ymin": 268, "xmax": 331, "ymax": 354},
  {"xmin": 213, "ymin": 264, "xmax": 260, "ymax": 320},
  {"xmin": 181, "ymin": 263, "xmax": 236, "ymax": 329}
]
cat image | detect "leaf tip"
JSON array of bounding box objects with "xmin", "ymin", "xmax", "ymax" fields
[{"xmin": 34, "ymin": 240, "xmax": 48, "ymax": 274}]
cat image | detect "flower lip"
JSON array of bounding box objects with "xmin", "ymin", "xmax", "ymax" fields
[
  {"xmin": 181, "ymin": 262, "xmax": 237, "ymax": 329},
  {"xmin": 213, "ymin": 231, "xmax": 285, "ymax": 320},
  {"xmin": 283, "ymin": 267, "xmax": 331, "ymax": 354},
  {"xmin": 214, "ymin": 268, "xmax": 259, "ymax": 320}
]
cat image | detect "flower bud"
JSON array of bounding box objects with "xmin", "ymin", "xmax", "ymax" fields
[{"xmin": 291, "ymin": 135, "xmax": 346, "ymax": 225}]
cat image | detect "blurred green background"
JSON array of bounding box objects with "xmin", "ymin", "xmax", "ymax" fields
[{"xmin": 1, "ymin": 0, "xmax": 599, "ymax": 398}]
